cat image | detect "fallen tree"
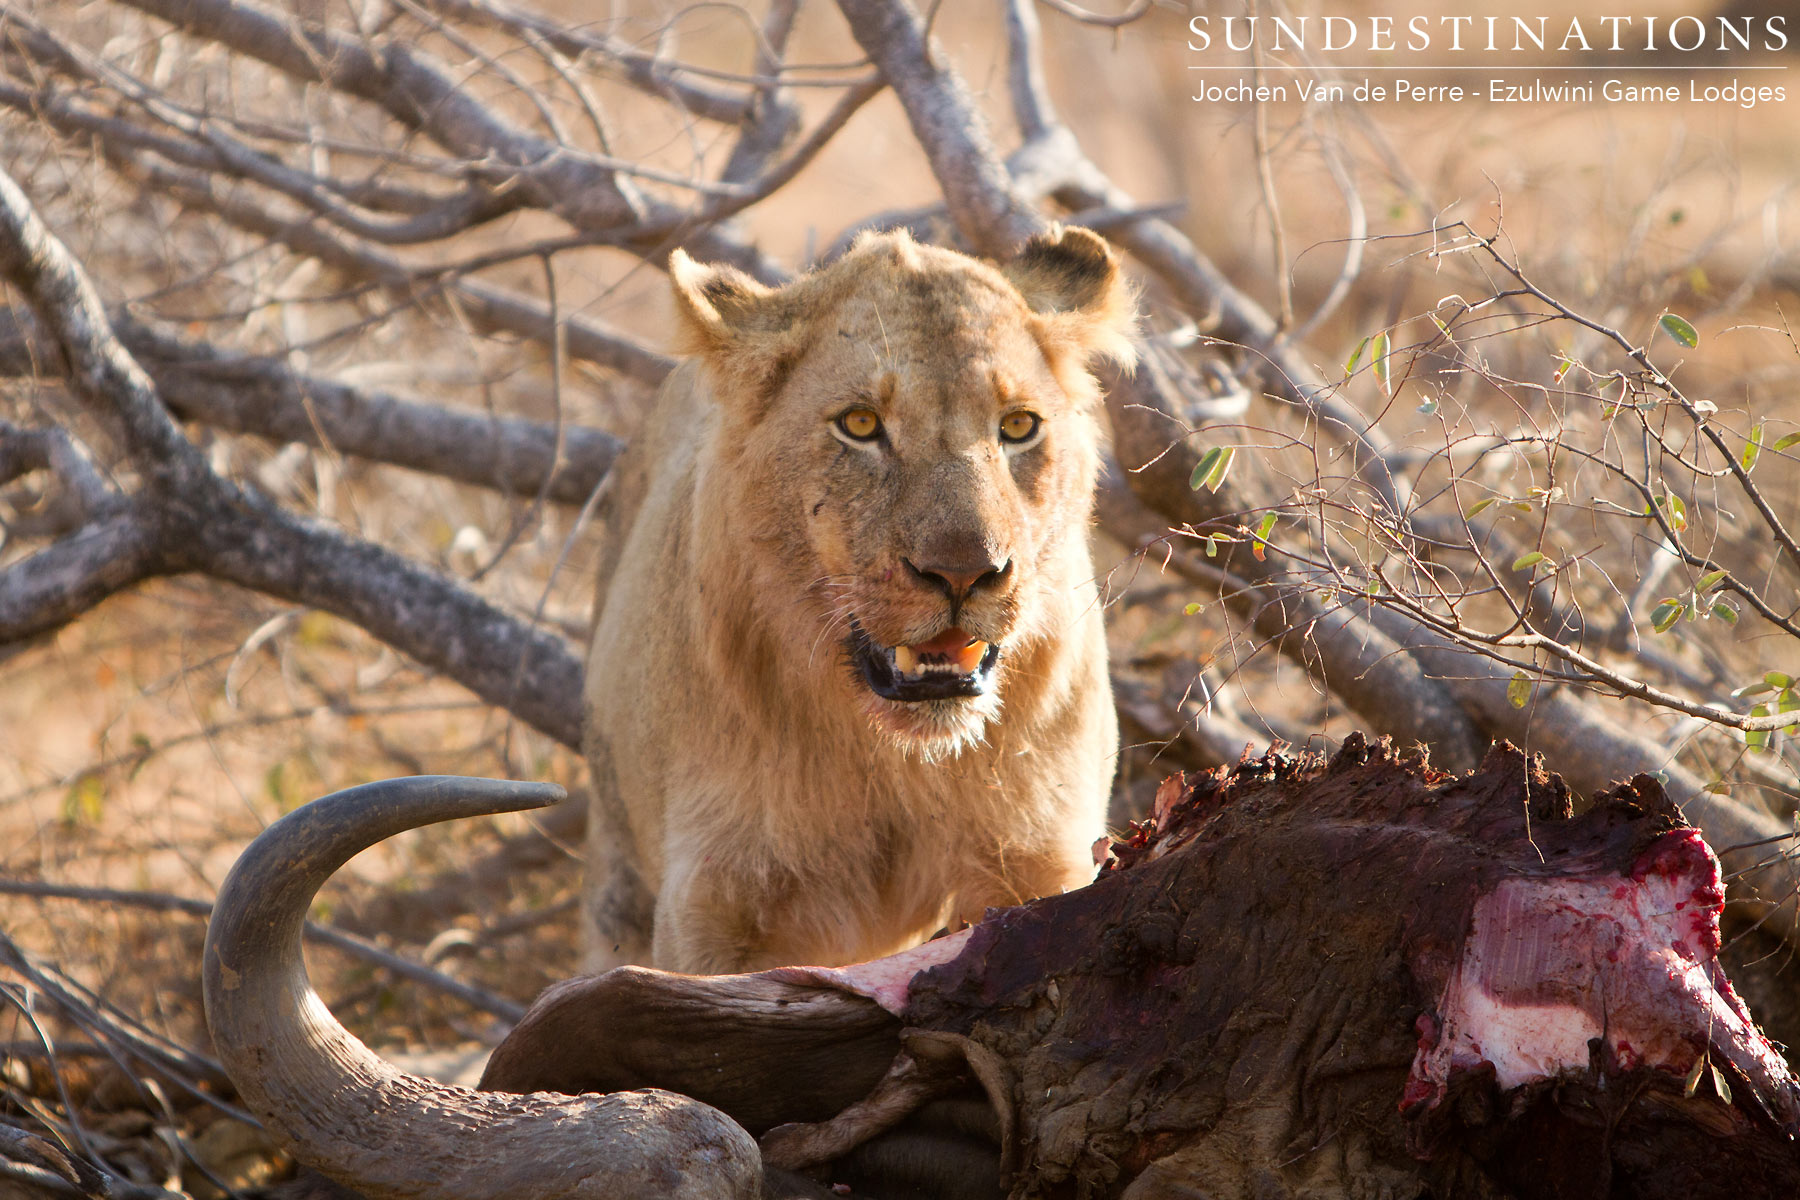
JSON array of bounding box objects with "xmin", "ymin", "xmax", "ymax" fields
[{"xmin": 205, "ymin": 743, "xmax": 1800, "ymax": 1200}]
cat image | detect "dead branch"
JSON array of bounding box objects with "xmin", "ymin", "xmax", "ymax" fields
[
  {"xmin": 1, "ymin": 311, "xmax": 625, "ymax": 503},
  {"xmin": 0, "ymin": 162, "xmax": 585, "ymax": 746},
  {"xmin": 1033, "ymin": 0, "xmax": 1151, "ymax": 28},
  {"xmin": 412, "ymin": 0, "xmax": 760, "ymax": 124},
  {"xmin": 999, "ymin": 0, "xmax": 1396, "ymax": 499},
  {"xmin": 835, "ymin": 0, "xmax": 1043, "ymax": 257},
  {"xmin": 0, "ymin": 880, "xmax": 526, "ymax": 1020}
]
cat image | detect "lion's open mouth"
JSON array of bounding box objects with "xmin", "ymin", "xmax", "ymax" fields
[{"xmin": 848, "ymin": 620, "xmax": 1002, "ymax": 702}]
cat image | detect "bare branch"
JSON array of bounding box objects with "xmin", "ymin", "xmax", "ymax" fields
[
  {"xmin": 1461, "ymin": 226, "xmax": 1800, "ymax": 568},
  {"xmin": 1, "ymin": 315, "xmax": 624, "ymax": 503},
  {"xmin": 0, "ymin": 64, "xmax": 524, "ymax": 246},
  {"xmin": 1098, "ymin": 360, "xmax": 1486, "ymax": 771},
  {"xmin": 413, "ymin": 0, "xmax": 757, "ymax": 125},
  {"xmin": 0, "ymin": 167, "xmax": 206, "ymax": 482},
  {"xmin": 106, "ymin": 0, "xmax": 785, "ymax": 281},
  {"xmin": 997, "ymin": 0, "xmax": 1401, "ymax": 513},
  {"xmin": 0, "ymin": 880, "xmax": 525, "ymax": 1020},
  {"xmin": 93, "ymin": 138, "xmax": 674, "ymax": 383},
  {"xmin": 0, "ymin": 161, "xmax": 586, "ymax": 747},
  {"xmin": 0, "ymin": 420, "xmax": 113, "ymax": 519},
  {"xmin": 0, "ymin": 506, "xmax": 161, "ymax": 647},
  {"xmin": 116, "ymin": 0, "xmax": 641, "ymax": 229},
  {"xmin": 836, "ymin": 0, "xmax": 1045, "ymax": 256},
  {"xmin": 1034, "ymin": 0, "xmax": 1152, "ymax": 28}
]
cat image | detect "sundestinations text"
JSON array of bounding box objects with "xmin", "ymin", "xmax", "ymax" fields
[{"xmin": 1186, "ymin": 14, "xmax": 1788, "ymax": 54}]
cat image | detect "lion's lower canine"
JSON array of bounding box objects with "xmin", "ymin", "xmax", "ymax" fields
[{"xmin": 583, "ymin": 227, "xmax": 1137, "ymax": 973}]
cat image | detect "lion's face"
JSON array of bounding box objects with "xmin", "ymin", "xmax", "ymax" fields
[{"xmin": 670, "ymin": 229, "xmax": 1135, "ymax": 757}]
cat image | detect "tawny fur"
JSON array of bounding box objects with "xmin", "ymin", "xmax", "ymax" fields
[{"xmin": 582, "ymin": 227, "xmax": 1136, "ymax": 974}]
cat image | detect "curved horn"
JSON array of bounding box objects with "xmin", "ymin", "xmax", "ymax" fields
[{"xmin": 203, "ymin": 776, "xmax": 762, "ymax": 1200}]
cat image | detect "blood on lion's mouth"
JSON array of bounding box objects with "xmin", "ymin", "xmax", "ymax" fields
[{"xmin": 848, "ymin": 619, "xmax": 1002, "ymax": 702}]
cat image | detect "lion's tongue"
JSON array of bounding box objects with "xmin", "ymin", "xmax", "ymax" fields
[{"xmin": 893, "ymin": 628, "xmax": 988, "ymax": 676}]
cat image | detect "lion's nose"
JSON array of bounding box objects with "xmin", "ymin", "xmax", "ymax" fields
[{"xmin": 904, "ymin": 555, "xmax": 1012, "ymax": 603}]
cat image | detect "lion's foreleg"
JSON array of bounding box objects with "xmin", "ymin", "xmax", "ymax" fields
[{"xmin": 580, "ymin": 768, "xmax": 655, "ymax": 972}]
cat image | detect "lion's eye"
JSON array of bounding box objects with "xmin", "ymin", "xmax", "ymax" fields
[
  {"xmin": 836, "ymin": 407, "xmax": 883, "ymax": 442},
  {"xmin": 999, "ymin": 410, "xmax": 1042, "ymax": 444}
]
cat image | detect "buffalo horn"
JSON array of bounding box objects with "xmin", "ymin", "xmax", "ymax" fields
[{"xmin": 202, "ymin": 775, "xmax": 762, "ymax": 1200}]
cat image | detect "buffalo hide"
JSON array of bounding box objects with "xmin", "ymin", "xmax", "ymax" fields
[{"xmin": 482, "ymin": 736, "xmax": 1800, "ymax": 1198}]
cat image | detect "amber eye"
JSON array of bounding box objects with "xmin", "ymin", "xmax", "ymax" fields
[
  {"xmin": 999, "ymin": 410, "xmax": 1042, "ymax": 444},
  {"xmin": 836, "ymin": 407, "xmax": 883, "ymax": 442}
]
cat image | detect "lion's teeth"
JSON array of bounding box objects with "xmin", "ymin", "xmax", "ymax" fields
[
  {"xmin": 890, "ymin": 638, "xmax": 991, "ymax": 678},
  {"xmin": 955, "ymin": 640, "xmax": 989, "ymax": 673}
]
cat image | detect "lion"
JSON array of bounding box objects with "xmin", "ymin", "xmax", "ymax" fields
[{"xmin": 582, "ymin": 226, "xmax": 1137, "ymax": 974}]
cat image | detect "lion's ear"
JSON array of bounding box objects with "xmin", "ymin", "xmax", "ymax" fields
[
  {"xmin": 668, "ymin": 250, "xmax": 781, "ymax": 352},
  {"xmin": 1003, "ymin": 226, "xmax": 1138, "ymax": 371},
  {"xmin": 667, "ymin": 251, "xmax": 805, "ymax": 399}
]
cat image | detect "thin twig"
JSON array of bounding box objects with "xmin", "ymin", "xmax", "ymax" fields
[{"xmin": 0, "ymin": 882, "xmax": 525, "ymax": 1021}]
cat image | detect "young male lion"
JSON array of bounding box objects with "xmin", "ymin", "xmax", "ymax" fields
[{"xmin": 583, "ymin": 226, "xmax": 1136, "ymax": 974}]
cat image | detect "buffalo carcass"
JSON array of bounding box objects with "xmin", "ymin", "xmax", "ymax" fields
[{"xmin": 204, "ymin": 738, "xmax": 1800, "ymax": 1200}]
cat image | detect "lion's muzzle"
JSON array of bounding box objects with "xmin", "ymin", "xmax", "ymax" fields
[{"xmin": 849, "ymin": 620, "xmax": 1002, "ymax": 702}]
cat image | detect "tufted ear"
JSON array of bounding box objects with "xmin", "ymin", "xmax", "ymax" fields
[
  {"xmin": 667, "ymin": 250, "xmax": 807, "ymax": 400},
  {"xmin": 1002, "ymin": 226, "xmax": 1138, "ymax": 372}
]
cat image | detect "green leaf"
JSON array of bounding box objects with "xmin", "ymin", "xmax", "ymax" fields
[
  {"xmin": 1733, "ymin": 681, "xmax": 1777, "ymax": 698},
  {"xmin": 1712, "ymin": 601, "xmax": 1739, "ymax": 625},
  {"xmin": 265, "ymin": 761, "xmax": 290, "ymax": 813},
  {"xmin": 1251, "ymin": 511, "xmax": 1278, "ymax": 562},
  {"xmin": 1773, "ymin": 432, "xmax": 1800, "ymax": 453},
  {"xmin": 1552, "ymin": 356, "xmax": 1573, "ymax": 384},
  {"xmin": 1507, "ymin": 671, "xmax": 1533, "ymax": 709},
  {"xmin": 1190, "ymin": 445, "xmax": 1236, "ymax": 493},
  {"xmin": 1779, "ymin": 688, "xmax": 1800, "ymax": 715},
  {"xmin": 1666, "ymin": 493, "xmax": 1688, "ymax": 532},
  {"xmin": 1659, "ymin": 312, "xmax": 1700, "ymax": 348},
  {"xmin": 1766, "ymin": 671, "xmax": 1793, "ymax": 690},
  {"xmin": 1742, "ymin": 424, "xmax": 1764, "ymax": 473},
  {"xmin": 1184, "ymin": 602, "xmax": 1202, "ymax": 616},
  {"xmin": 1684, "ymin": 1055, "xmax": 1707, "ymax": 1098},
  {"xmin": 1466, "ymin": 496, "xmax": 1499, "ymax": 518},
  {"xmin": 1696, "ymin": 569, "xmax": 1728, "ymax": 593},
  {"xmin": 1417, "ymin": 396, "xmax": 1438, "ymax": 415},
  {"xmin": 1748, "ymin": 703, "xmax": 1772, "ymax": 754},
  {"xmin": 1204, "ymin": 533, "xmax": 1219, "ymax": 558},
  {"xmin": 1651, "ymin": 599, "xmax": 1686, "ymax": 633},
  {"xmin": 1711, "ymin": 1061, "xmax": 1733, "ymax": 1105},
  {"xmin": 1512, "ymin": 551, "xmax": 1547, "ymax": 572},
  {"xmin": 60, "ymin": 776, "xmax": 105, "ymax": 828},
  {"xmin": 1344, "ymin": 336, "xmax": 1369, "ymax": 378},
  {"xmin": 1371, "ymin": 331, "xmax": 1392, "ymax": 396}
]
